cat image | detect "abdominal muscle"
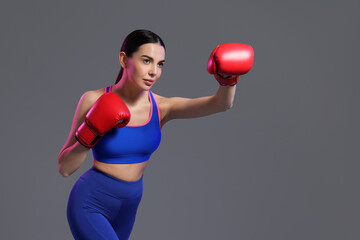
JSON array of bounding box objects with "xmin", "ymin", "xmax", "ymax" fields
[{"xmin": 93, "ymin": 159, "xmax": 149, "ymax": 182}]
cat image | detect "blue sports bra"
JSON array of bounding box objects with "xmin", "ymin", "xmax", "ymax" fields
[{"xmin": 92, "ymin": 86, "xmax": 162, "ymax": 164}]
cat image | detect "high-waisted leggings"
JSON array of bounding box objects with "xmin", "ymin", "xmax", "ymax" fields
[{"xmin": 67, "ymin": 166, "xmax": 144, "ymax": 240}]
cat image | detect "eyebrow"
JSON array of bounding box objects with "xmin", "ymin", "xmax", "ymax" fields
[{"xmin": 141, "ymin": 55, "xmax": 165, "ymax": 63}]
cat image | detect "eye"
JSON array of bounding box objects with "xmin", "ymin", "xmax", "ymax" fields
[
  {"xmin": 158, "ymin": 62, "xmax": 164, "ymax": 68},
  {"xmin": 143, "ymin": 59, "xmax": 150, "ymax": 64}
]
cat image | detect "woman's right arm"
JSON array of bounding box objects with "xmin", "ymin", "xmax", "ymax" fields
[{"xmin": 58, "ymin": 91, "xmax": 100, "ymax": 177}]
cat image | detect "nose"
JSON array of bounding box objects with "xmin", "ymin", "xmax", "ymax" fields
[{"xmin": 149, "ymin": 63, "xmax": 158, "ymax": 76}]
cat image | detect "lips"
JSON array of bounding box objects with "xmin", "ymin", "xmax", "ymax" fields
[{"xmin": 144, "ymin": 79, "xmax": 155, "ymax": 86}]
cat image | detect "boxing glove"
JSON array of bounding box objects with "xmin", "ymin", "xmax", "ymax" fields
[
  {"xmin": 207, "ymin": 43, "xmax": 254, "ymax": 86},
  {"xmin": 75, "ymin": 92, "xmax": 131, "ymax": 148}
]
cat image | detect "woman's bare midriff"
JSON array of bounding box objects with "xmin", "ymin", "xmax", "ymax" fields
[{"xmin": 93, "ymin": 159, "xmax": 149, "ymax": 182}]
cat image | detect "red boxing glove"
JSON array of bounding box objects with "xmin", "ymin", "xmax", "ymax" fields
[
  {"xmin": 75, "ymin": 92, "xmax": 131, "ymax": 148},
  {"xmin": 207, "ymin": 43, "xmax": 254, "ymax": 86}
]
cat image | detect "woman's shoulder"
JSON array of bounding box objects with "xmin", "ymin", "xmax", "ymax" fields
[
  {"xmin": 150, "ymin": 91, "xmax": 172, "ymax": 108},
  {"xmin": 150, "ymin": 91, "xmax": 169, "ymax": 103},
  {"xmin": 149, "ymin": 92, "xmax": 173, "ymax": 119},
  {"xmin": 78, "ymin": 87, "xmax": 107, "ymax": 108}
]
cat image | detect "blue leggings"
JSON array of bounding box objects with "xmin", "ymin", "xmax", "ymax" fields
[{"xmin": 67, "ymin": 166, "xmax": 144, "ymax": 240}]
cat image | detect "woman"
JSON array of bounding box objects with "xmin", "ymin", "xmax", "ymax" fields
[{"xmin": 58, "ymin": 29, "xmax": 253, "ymax": 240}]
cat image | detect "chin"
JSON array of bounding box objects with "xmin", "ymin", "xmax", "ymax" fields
[
  {"xmin": 142, "ymin": 81, "xmax": 155, "ymax": 89},
  {"xmin": 137, "ymin": 84, "xmax": 152, "ymax": 91},
  {"xmin": 144, "ymin": 85, "xmax": 153, "ymax": 90}
]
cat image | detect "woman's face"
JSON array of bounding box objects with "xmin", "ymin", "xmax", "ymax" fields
[{"xmin": 123, "ymin": 43, "xmax": 165, "ymax": 90}]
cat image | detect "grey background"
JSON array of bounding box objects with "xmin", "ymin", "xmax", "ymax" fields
[{"xmin": 1, "ymin": 0, "xmax": 359, "ymax": 239}]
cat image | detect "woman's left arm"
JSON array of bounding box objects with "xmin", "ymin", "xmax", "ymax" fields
[
  {"xmin": 157, "ymin": 42, "xmax": 253, "ymax": 126},
  {"xmin": 157, "ymin": 84, "xmax": 236, "ymax": 125}
]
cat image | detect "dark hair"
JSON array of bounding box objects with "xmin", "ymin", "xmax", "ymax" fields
[{"xmin": 115, "ymin": 29, "xmax": 166, "ymax": 84}]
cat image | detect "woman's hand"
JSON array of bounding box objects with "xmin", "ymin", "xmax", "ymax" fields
[
  {"xmin": 207, "ymin": 42, "xmax": 254, "ymax": 86},
  {"xmin": 75, "ymin": 93, "xmax": 131, "ymax": 148}
]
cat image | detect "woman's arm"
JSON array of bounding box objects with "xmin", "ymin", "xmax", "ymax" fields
[
  {"xmin": 158, "ymin": 42, "xmax": 253, "ymax": 126},
  {"xmin": 58, "ymin": 91, "xmax": 101, "ymax": 177},
  {"xmin": 158, "ymin": 84, "xmax": 236, "ymax": 126}
]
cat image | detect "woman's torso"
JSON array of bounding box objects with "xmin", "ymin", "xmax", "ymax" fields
[
  {"xmin": 92, "ymin": 86, "xmax": 162, "ymax": 182},
  {"xmin": 93, "ymin": 160, "xmax": 148, "ymax": 182}
]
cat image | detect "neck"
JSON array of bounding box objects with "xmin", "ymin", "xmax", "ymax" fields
[{"xmin": 111, "ymin": 75, "xmax": 148, "ymax": 106}]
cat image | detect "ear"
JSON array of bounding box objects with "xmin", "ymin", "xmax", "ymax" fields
[{"xmin": 119, "ymin": 51, "xmax": 128, "ymax": 69}]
